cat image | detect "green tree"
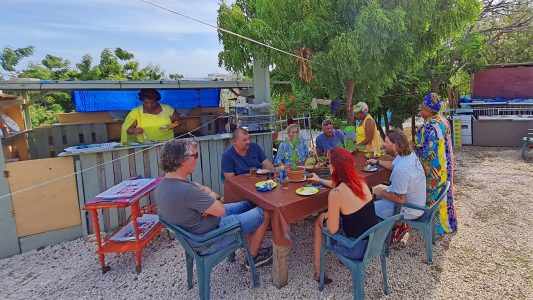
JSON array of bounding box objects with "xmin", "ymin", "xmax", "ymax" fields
[
  {"xmin": 0, "ymin": 46, "xmax": 35, "ymax": 78},
  {"xmin": 218, "ymin": 0, "xmax": 480, "ymax": 124}
]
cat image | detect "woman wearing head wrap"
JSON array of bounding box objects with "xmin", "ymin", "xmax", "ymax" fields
[
  {"xmin": 415, "ymin": 93, "xmax": 457, "ymax": 234},
  {"xmin": 353, "ymin": 101, "xmax": 382, "ymax": 157},
  {"xmin": 120, "ymin": 88, "xmax": 180, "ymax": 143}
]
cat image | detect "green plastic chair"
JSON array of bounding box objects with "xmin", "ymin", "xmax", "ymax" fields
[
  {"xmin": 399, "ymin": 182, "xmax": 450, "ymax": 264},
  {"xmin": 344, "ymin": 125, "xmax": 356, "ymax": 151},
  {"xmin": 319, "ymin": 214, "xmax": 403, "ymax": 300},
  {"xmin": 160, "ymin": 218, "xmax": 259, "ymax": 300}
]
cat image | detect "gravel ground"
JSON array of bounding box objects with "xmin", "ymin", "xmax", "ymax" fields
[{"xmin": 1, "ymin": 147, "xmax": 531, "ymax": 299}]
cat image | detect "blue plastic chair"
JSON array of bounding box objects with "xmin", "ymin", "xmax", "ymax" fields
[
  {"xmin": 160, "ymin": 218, "xmax": 259, "ymax": 300},
  {"xmin": 399, "ymin": 182, "xmax": 450, "ymax": 264},
  {"xmin": 319, "ymin": 214, "xmax": 403, "ymax": 300}
]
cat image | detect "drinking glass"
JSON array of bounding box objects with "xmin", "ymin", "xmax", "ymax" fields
[
  {"xmin": 250, "ymin": 167, "xmax": 257, "ymax": 178},
  {"xmin": 282, "ymin": 178, "xmax": 290, "ymax": 189}
]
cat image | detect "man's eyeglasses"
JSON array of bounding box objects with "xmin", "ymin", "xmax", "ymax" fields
[{"xmin": 186, "ymin": 152, "xmax": 200, "ymax": 159}]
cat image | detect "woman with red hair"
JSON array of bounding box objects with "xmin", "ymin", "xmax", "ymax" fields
[{"xmin": 307, "ymin": 147, "xmax": 378, "ymax": 284}]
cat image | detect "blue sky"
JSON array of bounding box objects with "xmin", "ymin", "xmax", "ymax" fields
[{"xmin": 0, "ymin": 0, "xmax": 231, "ymax": 78}]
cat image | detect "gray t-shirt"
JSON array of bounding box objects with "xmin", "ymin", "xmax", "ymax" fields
[
  {"xmin": 155, "ymin": 177, "xmax": 220, "ymax": 235},
  {"xmin": 387, "ymin": 152, "xmax": 427, "ymax": 219}
]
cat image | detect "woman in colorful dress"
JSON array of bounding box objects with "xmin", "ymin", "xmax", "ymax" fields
[
  {"xmin": 415, "ymin": 93, "xmax": 457, "ymax": 234},
  {"xmin": 121, "ymin": 88, "xmax": 180, "ymax": 143},
  {"xmin": 353, "ymin": 101, "xmax": 382, "ymax": 157},
  {"xmin": 274, "ymin": 123, "xmax": 309, "ymax": 166}
]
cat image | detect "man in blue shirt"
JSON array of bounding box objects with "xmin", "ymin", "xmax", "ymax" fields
[
  {"xmin": 315, "ymin": 119, "xmax": 345, "ymax": 155},
  {"xmin": 221, "ymin": 128, "xmax": 275, "ymax": 179}
]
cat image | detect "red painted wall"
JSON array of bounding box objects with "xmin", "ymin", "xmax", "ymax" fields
[{"xmin": 472, "ymin": 65, "xmax": 533, "ymax": 99}]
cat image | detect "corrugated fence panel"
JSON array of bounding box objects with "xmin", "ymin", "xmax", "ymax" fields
[
  {"xmin": 190, "ymin": 141, "xmax": 204, "ymax": 185},
  {"xmin": 102, "ymin": 151, "xmax": 119, "ymax": 230},
  {"xmin": 79, "ymin": 153, "xmax": 104, "ymax": 234},
  {"xmin": 198, "ymin": 141, "xmax": 211, "ymax": 187},
  {"xmin": 113, "ymin": 149, "xmax": 131, "ymax": 226},
  {"xmin": 96, "ymin": 153, "xmax": 111, "ymax": 231}
]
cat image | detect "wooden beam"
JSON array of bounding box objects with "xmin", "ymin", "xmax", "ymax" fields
[{"xmin": 0, "ymin": 80, "xmax": 254, "ymax": 91}]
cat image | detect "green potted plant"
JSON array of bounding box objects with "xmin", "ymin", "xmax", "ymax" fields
[{"xmin": 285, "ymin": 132, "xmax": 306, "ymax": 182}]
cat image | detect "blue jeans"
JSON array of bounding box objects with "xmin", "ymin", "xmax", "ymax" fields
[
  {"xmin": 374, "ymin": 199, "xmax": 396, "ymax": 219},
  {"xmin": 219, "ymin": 201, "xmax": 264, "ymax": 234},
  {"xmin": 330, "ymin": 219, "xmax": 368, "ymax": 260},
  {"xmin": 199, "ymin": 201, "xmax": 264, "ymax": 255}
]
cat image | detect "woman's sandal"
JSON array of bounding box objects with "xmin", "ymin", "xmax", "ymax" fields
[
  {"xmin": 314, "ymin": 273, "xmax": 333, "ymax": 285},
  {"xmin": 391, "ymin": 223, "xmax": 410, "ymax": 244}
]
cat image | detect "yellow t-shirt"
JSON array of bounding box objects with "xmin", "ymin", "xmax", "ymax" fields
[{"xmin": 121, "ymin": 104, "xmax": 174, "ymax": 143}]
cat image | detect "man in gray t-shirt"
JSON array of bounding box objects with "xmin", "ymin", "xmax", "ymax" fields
[
  {"xmin": 157, "ymin": 178, "xmax": 220, "ymax": 235},
  {"xmin": 369, "ymin": 130, "xmax": 426, "ymax": 220},
  {"xmin": 155, "ymin": 139, "xmax": 272, "ymax": 267}
]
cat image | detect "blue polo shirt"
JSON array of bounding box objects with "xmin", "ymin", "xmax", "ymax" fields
[
  {"xmin": 315, "ymin": 131, "xmax": 345, "ymax": 153},
  {"xmin": 221, "ymin": 142, "xmax": 267, "ymax": 177}
]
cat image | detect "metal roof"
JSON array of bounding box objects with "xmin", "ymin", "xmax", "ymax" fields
[{"xmin": 0, "ymin": 79, "xmax": 254, "ymax": 91}]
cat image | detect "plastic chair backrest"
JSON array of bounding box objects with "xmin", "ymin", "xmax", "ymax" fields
[
  {"xmin": 362, "ymin": 214, "xmax": 403, "ymax": 262},
  {"xmin": 160, "ymin": 219, "xmax": 200, "ymax": 254},
  {"xmin": 344, "ymin": 126, "xmax": 356, "ymax": 151},
  {"xmin": 160, "ymin": 218, "xmax": 238, "ymax": 256},
  {"xmin": 418, "ymin": 182, "xmax": 450, "ymax": 222}
]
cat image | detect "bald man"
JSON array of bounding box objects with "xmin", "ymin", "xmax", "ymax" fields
[{"xmin": 221, "ymin": 128, "xmax": 275, "ymax": 179}]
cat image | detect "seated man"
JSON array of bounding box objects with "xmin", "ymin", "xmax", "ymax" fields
[
  {"xmin": 221, "ymin": 128, "xmax": 275, "ymax": 179},
  {"xmin": 368, "ymin": 130, "xmax": 426, "ymax": 220},
  {"xmin": 315, "ymin": 119, "xmax": 345, "ymax": 155},
  {"xmin": 156, "ymin": 139, "xmax": 272, "ymax": 267}
]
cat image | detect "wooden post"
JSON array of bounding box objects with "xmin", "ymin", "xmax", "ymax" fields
[
  {"xmin": 21, "ymin": 91, "xmax": 32, "ymax": 130},
  {"xmin": 253, "ymin": 59, "xmax": 271, "ymax": 104},
  {"xmin": 0, "ymin": 138, "xmax": 21, "ymax": 258},
  {"xmin": 272, "ymin": 243, "xmax": 290, "ymax": 289}
]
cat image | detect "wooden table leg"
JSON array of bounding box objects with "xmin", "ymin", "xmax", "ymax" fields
[
  {"xmin": 131, "ymin": 204, "xmax": 142, "ymax": 273},
  {"xmin": 272, "ymin": 243, "xmax": 290, "ymax": 289},
  {"xmin": 89, "ymin": 210, "xmax": 110, "ymax": 274}
]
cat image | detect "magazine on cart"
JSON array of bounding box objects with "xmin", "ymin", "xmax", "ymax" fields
[
  {"xmin": 95, "ymin": 178, "xmax": 156, "ymax": 200},
  {"xmin": 110, "ymin": 214, "xmax": 160, "ymax": 242}
]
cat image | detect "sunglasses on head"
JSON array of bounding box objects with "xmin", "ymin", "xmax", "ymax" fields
[{"xmin": 186, "ymin": 152, "xmax": 200, "ymax": 159}]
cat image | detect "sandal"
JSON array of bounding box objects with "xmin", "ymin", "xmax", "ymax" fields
[
  {"xmin": 314, "ymin": 273, "xmax": 333, "ymax": 285},
  {"xmin": 391, "ymin": 223, "xmax": 410, "ymax": 244}
]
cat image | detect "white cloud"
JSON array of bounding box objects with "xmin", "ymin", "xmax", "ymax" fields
[
  {"xmin": 135, "ymin": 48, "xmax": 227, "ymax": 78},
  {"xmin": 1, "ymin": 0, "xmax": 233, "ymax": 78}
]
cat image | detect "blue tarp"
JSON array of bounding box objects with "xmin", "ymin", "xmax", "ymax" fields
[{"xmin": 72, "ymin": 89, "xmax": 221, "ymax": 112}]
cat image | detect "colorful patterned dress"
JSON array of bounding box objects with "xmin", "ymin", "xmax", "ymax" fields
[
  {"xmin": 415, "ymin": 116, "xmax": 457, "ymax": 234},
  {"xmin": 274, "ymin": 137, "xmax": 309, "ymax": 167}
]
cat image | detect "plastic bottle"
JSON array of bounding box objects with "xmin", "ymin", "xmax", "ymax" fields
[{"xmin": 278, "ymin": 164, "xmax": 287, "ymax": 184}]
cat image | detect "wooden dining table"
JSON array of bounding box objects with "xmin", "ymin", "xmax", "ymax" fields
[{"xmin": 223, "ymin": 151, "xmax": 391, "ymax": 288}]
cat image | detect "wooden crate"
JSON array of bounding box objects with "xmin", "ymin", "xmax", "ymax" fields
[{"xmin": 26, "ymin": 123, "xmax": 108, "ymax": 159}]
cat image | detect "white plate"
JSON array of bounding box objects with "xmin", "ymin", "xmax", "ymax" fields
[
  {"xmin": 256, "ymin": 169, "xmax": 270, "ymax": 175},
  {"xmin": 363, "ymin": 166, "xmax": 379, "ymax": 172},
  {"xmin": 296, "ymin": 187, "xmax": 319, "ymax": 196}
]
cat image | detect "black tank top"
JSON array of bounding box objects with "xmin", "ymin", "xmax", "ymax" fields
[{"xmin": 341, "ymin": 200, "xmax": 379, "ymax": 238}]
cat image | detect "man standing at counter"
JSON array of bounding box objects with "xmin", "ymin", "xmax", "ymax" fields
[
  {"xmin": 120, "ymin": 88, "xmax": 180, "ymax": 143},
  {"xmin": 221, "ymin": 128, "xmax": 275, "ymax": 179}
]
